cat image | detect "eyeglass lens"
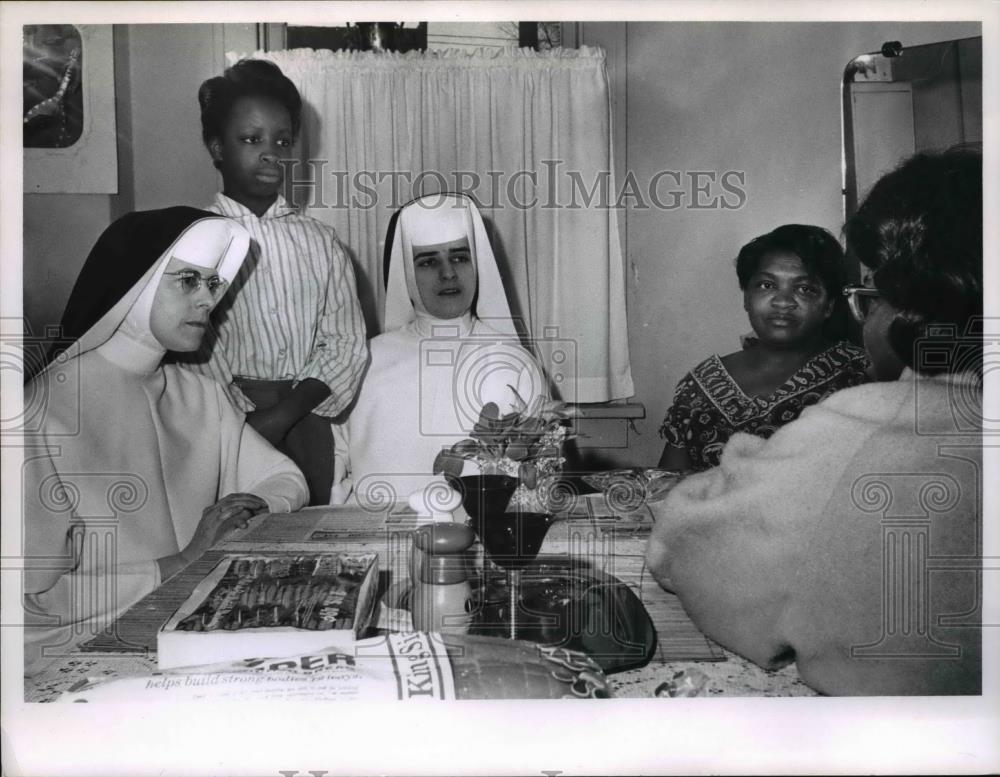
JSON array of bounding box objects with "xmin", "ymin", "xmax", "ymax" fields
[
  {"xmin": 846, "ymin": 288, "xmax": 877, "ymax": 323},
  {"xmin": 175, "ymin": 272, "xmax": 225, "ymax": 296}
]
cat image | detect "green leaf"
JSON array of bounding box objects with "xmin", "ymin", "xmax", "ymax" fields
[{"xmin": 519, "ymin": 461, "xmax": 538, "ymax": 489}]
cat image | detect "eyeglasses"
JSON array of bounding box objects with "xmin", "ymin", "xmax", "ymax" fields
[
  {"xmin": 842, "ymin": 285, "xmax": 881, "ymax": 323},
  {"xmin": 163, "ymin": 270, "xmax": 229, "ymax": 298}
]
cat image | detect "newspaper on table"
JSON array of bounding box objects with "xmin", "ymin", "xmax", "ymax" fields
[
  {"xmin": 60, "ymin": 631, "xmax": 455, "ymax": 702},
  {"xmin": 57, "ymin": 633, "xmax": 615, "ymax": 701}
]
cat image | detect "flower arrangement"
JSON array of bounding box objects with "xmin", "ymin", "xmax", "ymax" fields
[{"xmin": 433, "ymin": 390, "xmax": 572, "ymax": 507}]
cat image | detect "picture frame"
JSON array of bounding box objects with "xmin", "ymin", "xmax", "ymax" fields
[{"xmin": 23, "ymin": 24, "xmax": 117, "ymax": 194}]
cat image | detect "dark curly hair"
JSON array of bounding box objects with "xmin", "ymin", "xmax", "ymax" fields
[
  {"xmin": 843, "ymin": 148, "xmax": 982, "ymax": 376},
  {"xmin": 198, "ymin": 59, "xmax": 302, "ymax": 149},
  {"xmin": 736, "ymin": 223, "xmax": 851, "ymax": 341}
]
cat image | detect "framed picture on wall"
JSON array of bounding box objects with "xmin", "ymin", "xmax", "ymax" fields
[{"xmin": 23, "ymin": 23, "xmax": 117, "ymax": 194}]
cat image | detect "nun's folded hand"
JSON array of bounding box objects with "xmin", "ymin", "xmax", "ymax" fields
[{"xmin": 181, "ymin": 493, "xmax": 269, "ymax": 563}]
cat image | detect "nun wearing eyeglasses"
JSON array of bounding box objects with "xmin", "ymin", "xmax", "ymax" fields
[
  {"xmin": 331, "ymin": 193, "xmax": 548, "ymax": 506},
  {"xmin": 645, "ymin": 149, "xmax": 983, "ymax": 695},
  {"xmin": 23, "ymin": 208, "xmax": 308, "ymax": 673}
]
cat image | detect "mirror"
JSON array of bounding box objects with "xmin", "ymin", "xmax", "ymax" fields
[{"xmin": 842, "ymin": 37, "xmax": 982, "ymax": 220}]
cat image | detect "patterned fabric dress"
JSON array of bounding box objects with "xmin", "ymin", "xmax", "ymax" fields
[{"xmin": 660, "ymin": 341, "xmax": 869, "ymax": 471}]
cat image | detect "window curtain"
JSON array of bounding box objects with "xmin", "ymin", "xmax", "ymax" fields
[{"xmin": 234, "ymin": 46, "xmax": 634, "ymax": 403}]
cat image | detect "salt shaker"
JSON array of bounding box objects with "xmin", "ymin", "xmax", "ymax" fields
[
  {"xmin": 410, "ymin": 522, "xmax": 475, "ymax": 634},
  {"xmin": 407, "ymin": 482, "xmax": 464, "ymax": 586}
]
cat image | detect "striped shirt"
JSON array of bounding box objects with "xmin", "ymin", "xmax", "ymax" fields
[{"xmin": 185, "ymin": 193, "xmax": 368, "ymax": 418}]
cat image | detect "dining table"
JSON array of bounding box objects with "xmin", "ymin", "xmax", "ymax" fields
[{"xmin": 25, "ymin": 495, "xmax": 815, "ymax": 701}]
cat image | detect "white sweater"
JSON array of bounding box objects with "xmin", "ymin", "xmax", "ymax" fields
[{"xmin": 646, "ymin": 369, "xmax": 982, "ymax": 695}]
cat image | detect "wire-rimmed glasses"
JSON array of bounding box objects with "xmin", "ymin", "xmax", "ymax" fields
[
  {"xmin": 163, "ymin": 270, "xmax": 229, "ymax": 299},
  {"xmin": 842, "ymin": 285, "xmax": 881, "ymax": 324}
]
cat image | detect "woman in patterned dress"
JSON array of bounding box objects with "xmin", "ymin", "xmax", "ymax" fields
[{"xmin": 658, "ymin": 224, "xmax": 869, "ymax": 472}]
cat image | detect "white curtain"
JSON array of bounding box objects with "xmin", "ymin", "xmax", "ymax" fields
[{"xmin": 235, "ymin": 46, "xmax": 634, "ymax": 403}]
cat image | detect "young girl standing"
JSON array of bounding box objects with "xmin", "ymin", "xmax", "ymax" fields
[{"xmin": 188, "ymin": 59, "xmax": 368, "ymax": 504}]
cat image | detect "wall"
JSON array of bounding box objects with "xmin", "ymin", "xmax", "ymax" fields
[
  {"xmin": 580, "ymin": 21, "xmax": 980, "ymax": 467},
  {"xmin": 127, "ymin": 24, "xmax": 222, "ymax": 211},
  {"xmin": 22, "ymin": 194, "xmax": 111, "ymax": 340}
]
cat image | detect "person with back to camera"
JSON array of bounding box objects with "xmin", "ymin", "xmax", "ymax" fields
[
  {"xmin": 658, "ymin": 224, "xmax": 869, "ymax": 473},
  {"xmin": 185, "ymin": 58, "xmax": 368, "ymax": 505},
  {"xmin": 645, "ymin": 148, "xmax": 983, "ymax": 695},
  {"xmin": 23, "ymin": 209, "xmax": 308, "ymax": 675}
]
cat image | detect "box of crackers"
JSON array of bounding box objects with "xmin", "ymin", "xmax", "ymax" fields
[{"xmin": 157, "ymin": 553, "xmax": 379, "ymax": 670}]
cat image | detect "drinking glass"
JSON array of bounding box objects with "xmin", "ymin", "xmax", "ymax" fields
[{"xmin": 449, "ymin": 474, "xmax": 556, "ymax": 638}]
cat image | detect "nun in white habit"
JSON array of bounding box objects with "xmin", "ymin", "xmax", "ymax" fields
[
  {"xmin": 23, "ymin": 208, "xmax": 308, "ymax": 673},
  {"xmin": 333, "ymin": 193, "xmax": 548, "ymax": 505}
]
